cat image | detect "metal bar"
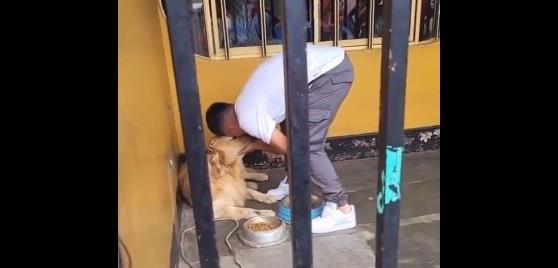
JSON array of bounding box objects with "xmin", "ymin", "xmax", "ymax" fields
[
  {"xmin": 306, "ymin": 0, "xmax": 312, "ymax": 41},
  {"xmin": 313, "ymin": 0, "xmax": 320, "ymax": 43},
  {"xmin": 202, "ymin": 0, "xmax": 215, "ymax": 58},
  {"xmin": 369, "ymin": 0, "xmax": 375, "ymax": 49},
  {"xmin": 414, "ymin": 0, "xmax": 422, "ymax": 42},
  {"xmin": 435, "ymin": 0, "xmax": 440, "ymax": 39},
  {"xmin": 355, "ymin": 0, "xmax": 360, "ymax": 38},
  {"xmin": 209, "ymin": 0, "xmax": 223, "ymax": 58},
  {"xmin": 334, "ymin": 0, "xmax": 339, "ymax": 46},
  {"xmin": 281, "ymin": 0, "xmax": 313, "ymax": 267},
  {"xmin": 259, "ymin": 0, "xmax": 267, "ymax": 57},
  {"xmin": 271, "ymin": 1, "xmax": 276, "ymax": 38},
  {"xmin": 408, "ymin": 0, "xmax": 416, "ymax": 43},
  {"xmin": 375, "ymin": 0, "xmax": 412, "ymax": 267},
  {"xmin": 164, "ymin": 0, "xmax": 220, "ymax": 267},
  {"xmin": 342, "ymin": 1, "xmax": 347, "ymax": 39},
  {"xmin": 219, "ymin": 0, "xmax": 230, "ymax": 59}
]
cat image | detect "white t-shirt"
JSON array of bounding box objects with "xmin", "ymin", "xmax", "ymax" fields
[{"xmin": 234, "ymin": 45, "xmax": 345, "ymax": 144}]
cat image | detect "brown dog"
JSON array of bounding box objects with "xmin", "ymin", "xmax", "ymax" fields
[{"xmin": 178, "ymin": 136, "xmax": 278, "ymax": 220}]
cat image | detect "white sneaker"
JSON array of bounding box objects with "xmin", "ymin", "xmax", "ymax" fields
[
  {"xmin": 267, "ymin": 176, "xmax": 289, "ymax": 200},
  {"xmin": 312, "ymin": 202, "xmax": 356, "ymax": 234}
]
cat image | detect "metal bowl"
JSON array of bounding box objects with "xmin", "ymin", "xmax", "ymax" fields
[
  {"xmin": 276, "ymin": 195, "xmax": 324, "ymax": 223},
  {"xmin": 238, "ymin": 216, "xmax": 289, "ymax": 248}
]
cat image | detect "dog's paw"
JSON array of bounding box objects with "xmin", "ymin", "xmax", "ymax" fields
[
  {"xmin": 245, "ymin": 172, "xmax": 269, "ymax": 181},
  {"xmin": 256, "ymin": 173, "xmax": 269, "ymax": 181},
  {"xmin": 257, "ymin": 210, "xmax": 276, "ymax": 217},
  {"xmin": 260, "ymin": 194, "xmax": 278, "ymax": 204},
  {"xmin": 246, "ymin": 182, "xmax": 258, "ymax": 190}
]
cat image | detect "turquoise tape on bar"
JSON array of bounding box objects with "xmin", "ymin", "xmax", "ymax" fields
[{"xmin": 377, "ymin": 146, "xmax": 403, "ymax": 214}]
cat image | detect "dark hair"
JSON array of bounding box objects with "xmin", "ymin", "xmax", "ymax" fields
[{"xmin": 206, "ymin": 102, "xmax": 231, "ymax": 136}]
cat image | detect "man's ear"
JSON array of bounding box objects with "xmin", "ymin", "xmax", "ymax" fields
[
  {"xmin": 224, "ymin": 124, "xmax": 234, "ymax": 133},
  {"xmin": 224, "ymin": 107, "xmax": 241, "ymax": 133}
]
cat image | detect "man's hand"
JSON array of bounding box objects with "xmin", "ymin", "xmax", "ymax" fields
[
  {"xmin": 238, "ymin": 129, "xmax": 288, "ymax": 155},
  {"xmin": 268, "ymin": 129, "xmax": 288, "ymax": 155},
  {"xmin": 239, "ymin": 140, "xmax": 264, "ymax": 155}
]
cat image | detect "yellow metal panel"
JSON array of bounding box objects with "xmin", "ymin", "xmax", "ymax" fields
[{"xmin": 119, "ymin": 0, "xmax": 178, "ymax": 267}]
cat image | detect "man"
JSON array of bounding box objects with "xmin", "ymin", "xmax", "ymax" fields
[{"xmin": 205, "ymin": 45, "xmax": 356, "ymax": 234}]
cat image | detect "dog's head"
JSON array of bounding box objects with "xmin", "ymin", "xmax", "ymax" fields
[{"xmin": 207, "ymin": 135, "xmax": 254, "ymax": 177}]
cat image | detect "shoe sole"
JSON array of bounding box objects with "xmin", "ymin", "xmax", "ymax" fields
[{"xmin": 312, "ymin": 221, "xmax": 356, "ymax": 234}]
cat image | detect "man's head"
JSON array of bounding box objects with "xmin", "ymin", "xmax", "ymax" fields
[{"xmin": 205, "ymin": 102, "xmax": 246, "ymax": 137}]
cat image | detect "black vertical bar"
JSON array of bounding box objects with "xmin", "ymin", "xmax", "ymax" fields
[
  {"xmin": 281, "ymin": 0, "xmax": 313, "ymax": 267},
  {"xmin": 164, "ymin": 0, "xmax": 220, "ymax": 267},
  {"xmin": 343, "ymin": 1, "xmax": 347, "ymax": 38},
  {"xmin": 270, "ymin": 1, "xmax": 276, "ymax": 37},
  {"xmin": 375, "ymin": 0, "xmax": 411, "ymax": 268},
  {"xmin": 355, "ymin": 0, "xmax": 360, "ymax": 37},
  {"xmin": 306, "ymin": 0, "xmax": 312, "ymax": 41},
  {"xmin": 435, "ymin": 0, "xmax": 440, "ymax": 39}
]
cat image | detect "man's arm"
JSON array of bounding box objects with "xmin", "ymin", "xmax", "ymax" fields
[
  {"xmin": 265, "ymin": 129, "xmax": 288, "ymax": 154},
  {"xmin": 240, "ymin": 128, "xmax": 288, "ymax": 155}
]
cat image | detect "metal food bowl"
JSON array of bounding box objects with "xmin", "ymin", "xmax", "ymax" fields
[
  {"xmin": 276, "ymin": 195, "xmax": 324, "ymax": 224},
  {"xmin": 238, "ymin": 216, "xmax": 289, "ymax": 248}
]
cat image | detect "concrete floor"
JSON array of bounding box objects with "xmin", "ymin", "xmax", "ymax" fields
[{"xmin": 179, "ymin": 151, "xmax": 440, "ymax": 268}]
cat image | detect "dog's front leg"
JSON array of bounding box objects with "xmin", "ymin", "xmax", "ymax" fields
[
  {"xmin": 244, "ymin": 171, "xmax": 269, "ymax": 182},
  {"xmin": 245, "ymin": 181, "xmax": 258, "ymax": 190},
  {"xmin": 246, "ymin": 188, "xmax": 278, "ymax": 204}
]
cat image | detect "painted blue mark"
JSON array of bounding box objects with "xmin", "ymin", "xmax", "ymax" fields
[{"xmin": 377, "ymin": 146, "xmax": 403, "ymax": 214}]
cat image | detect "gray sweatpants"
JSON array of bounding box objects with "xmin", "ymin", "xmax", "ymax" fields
[{"xmin": 281, "ymin": 55, "xmax": 354, "ymax": 206}]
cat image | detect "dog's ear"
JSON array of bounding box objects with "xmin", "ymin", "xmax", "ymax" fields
[{"xmin": 218, "ymin": 146, "xmax": 238, "ymax": 167}]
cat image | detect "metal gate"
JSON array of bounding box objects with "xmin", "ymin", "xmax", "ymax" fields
[{"xmin": 164, "ymin": 0, "xmax": 413, "ymax": 267}]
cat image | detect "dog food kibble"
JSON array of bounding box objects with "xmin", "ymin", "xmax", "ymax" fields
[{"xmin": 249, "ymin": 222, "xmax": 276, "ymax": 231}]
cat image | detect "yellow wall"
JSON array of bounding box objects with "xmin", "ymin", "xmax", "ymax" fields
[
  {"xmin": 169, "ymin": 43, "xmax": 439, "ymax": 152},
  {"xmin": 118, "ymin": 0, "xmax": 439, "ymax": 265},
  {"xmin": 157, "ymin": 11, "xmax": 439, "ymax": 155},
  {"xmin": 118, "ymin": 0, "xmax": 178, "ymax": 267}
]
